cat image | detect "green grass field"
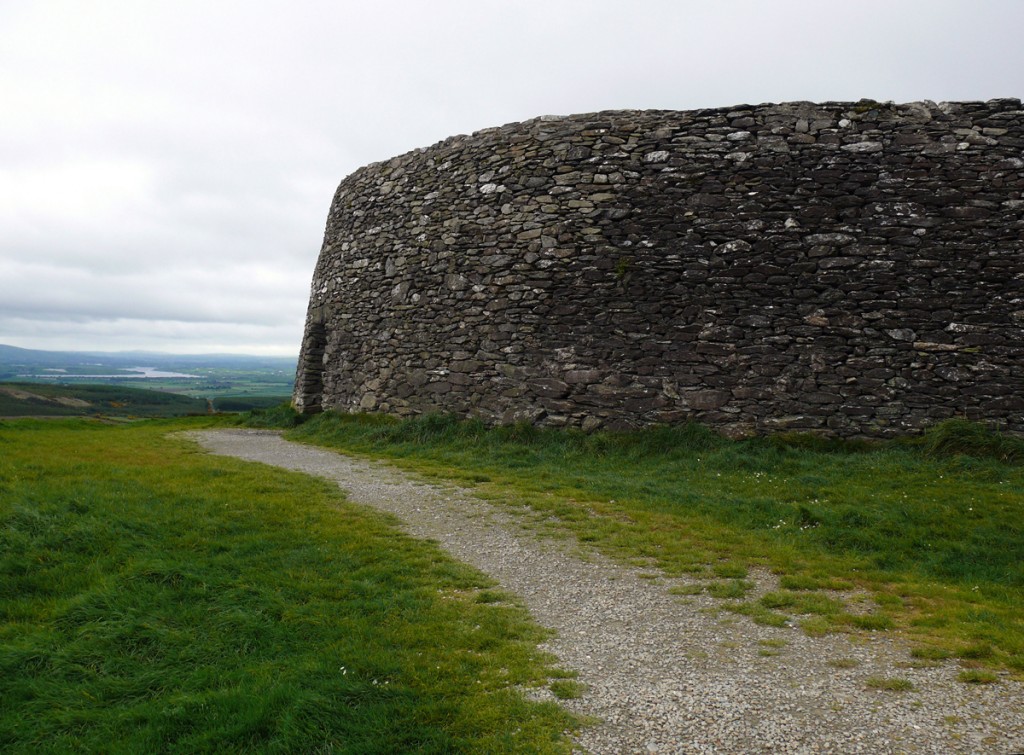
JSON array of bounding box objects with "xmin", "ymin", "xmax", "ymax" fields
[
  {"xmin": 212, "ymin": 395, "xmax": 293, "ymax": 413},
  {"xmin": 0, "ymin": 418, "xmax": 579, "ymax": 753},
  {"xmin": 4, "ymin": 409, "xmax": 1023, "ymax": 751},
  {"xmin": 275, "ymin": 411, "xmax": 1024, "ymax": 673}
]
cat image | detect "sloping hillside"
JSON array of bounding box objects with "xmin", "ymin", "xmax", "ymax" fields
[{"xmin": 0, "ymin": 383, "xmax": 208, "ymax": 417}]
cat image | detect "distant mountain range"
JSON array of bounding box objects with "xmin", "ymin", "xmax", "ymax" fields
[{"xmin": 0, "ymin": 344, "xmax": 297, "ymax": 373}]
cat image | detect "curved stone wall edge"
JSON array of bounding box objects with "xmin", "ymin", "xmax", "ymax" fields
[{"xmin": 296, "ymin": 99, "xmax": 1024, "ymax": 437}]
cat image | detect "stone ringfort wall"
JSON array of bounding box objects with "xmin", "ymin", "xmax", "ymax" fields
[{"xmin": 295, "ymin": 99, "xmax": 1024, "ymax": 437}]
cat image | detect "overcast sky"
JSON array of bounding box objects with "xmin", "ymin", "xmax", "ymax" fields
[{"xmin": 1, "ymin": 0, "xmax": 1022, "ymax": 356}]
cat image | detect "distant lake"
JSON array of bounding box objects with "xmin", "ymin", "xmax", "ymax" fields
[{"xmin": 24, "ymin": 367, "xmax": 201, "ymax": 379}]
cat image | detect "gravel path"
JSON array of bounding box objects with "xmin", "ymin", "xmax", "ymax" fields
[{"xmin": 189, "ymin": 429, "xmax": 1024, "ymax": 754}]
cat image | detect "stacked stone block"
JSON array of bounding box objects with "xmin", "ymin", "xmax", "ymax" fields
[{"xmin": 296, "ymin": 99, "xmax": 1024, "ymax": 437}]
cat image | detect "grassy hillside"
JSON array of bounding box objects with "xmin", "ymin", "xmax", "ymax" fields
[
  {"xmin": 277, "ymin": 411, "xmax": 1024, "ymax": 673},
  {"xmin": 5, "ymin": 410, "xmax": 1021, "ymax": 751},
  {"xmin": 0, "ymin": 382, "xmax": 208, "ymax": 417},
  {"xmin": 0, "ymin": 418, "xmax": 578, "ymax": 753},
  {"xmin": 211, "ymin": 395, "xmax": 292, "ymax": 413}
]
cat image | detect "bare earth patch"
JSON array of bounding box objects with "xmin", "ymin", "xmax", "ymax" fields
[{"xmin": 190, "ymin": 429, "xmax": 1024, "ymax": 754}]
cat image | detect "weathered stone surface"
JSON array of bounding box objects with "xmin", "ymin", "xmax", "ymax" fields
[
  {"xmin": 295, "ymin": 99, "xmax": 1024, "ymax": 438},
  {"xmin": 686, "ymin": 390, "xmax": 732, "ymax": 411}
]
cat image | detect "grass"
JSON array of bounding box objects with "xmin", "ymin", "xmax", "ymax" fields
[
  {"xmin": 711, "ymin": 563, "xmax": 747, "ymax": 579},
  {"xmin": 778, "ymin": 574, "xmax": 853, "ymax": 591},
  {"xmin": 956, "ymin": 643, "xmax": 994, "ymax": 659},
  {"xmin": 866, "ymin": 677, "xmax": 915, "ymax": 692},
  {"xmin": 957, "ymin": 670, "xmax": 999, "ymax": 684},
  {"xmin": 0, "ymin": 418, "xmax": 579, "ymax": 753},
  {"xmin": 212, "ymin": 395, "xmax": 292, "ymax": 412},
  {"xmin": 722, "ymin": 602, "xmax": 790, "ymax": 628},
  {"xmin": 759, "ymin": 590, "xmax": 843, "ymax": 615},
  {"xmin": 668, "ymin": 584, "xmax": 705, "ymax": 597},
  {"xmin": 263, "ymin": 410, "xmax": 1024, "ymax": 671},
  {"xmin": 0, "ymin": 382, "xmax": 208, "ymax": 417},
  {"xmin": 757, "ymin": 639, "xmax": 787, "ymax": 657},
  {"xmin": 548, "ymin": 680, "xmax": 586, "ymax": 700},
  {"xmin": 707, "ymin": 580, "xmax": 754, "ymax": 599},
  {"xmin": 910, "ymin": 646, "xmax": 954, "ymax": 661}
]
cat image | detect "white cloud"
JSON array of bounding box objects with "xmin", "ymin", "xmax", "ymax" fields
[
  {"xmin": 1, "ymin": 0, "xmax": 1022, "ymax": 355},
  {"xmin": 0, "ymin": 314, "xmax": 298, "ymax": 356}
]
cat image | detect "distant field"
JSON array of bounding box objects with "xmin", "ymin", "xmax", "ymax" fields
[
  {"xmin": 0, "ymin": 418, "xmax": 577, "ymax": 752},
  {"xmin": 0, "ymin": 343, "xmax": 296, "ymax": 402},
  {"xmin": 211, "ymin": 395, "xmax": 291, "ymax": 412},
  {"xmin": 0, "ymin": 383, "xmax": 208, "ymax": 418},
  {"xmin": 131, "ymin": 368, "xmax": 294, "ymax": 400},
  {"xmin": 0, "ymin": 384, "xmax": 294, "ymax": 418}
]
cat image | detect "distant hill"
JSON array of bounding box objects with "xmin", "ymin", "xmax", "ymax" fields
[
  {"xmin": 0, "ymin": 344, "xmax": 297, "ymax": 373},
  {"xmin": 0, "ymin": 382, "xmax": 209, "ymax": 418},
  {"xmin": 0, "ymin": 344, "xmax": 297, "ymax": 403}
]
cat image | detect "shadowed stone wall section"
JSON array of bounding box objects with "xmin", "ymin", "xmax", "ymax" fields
[{"xmin": 296, "ymin": 99, "xmax": 1024, "ymax": 437}]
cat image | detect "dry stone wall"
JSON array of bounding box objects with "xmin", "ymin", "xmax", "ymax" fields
[{"xmin": 296, "ymin": 99, "xmax": 1024, "ymax": 437}]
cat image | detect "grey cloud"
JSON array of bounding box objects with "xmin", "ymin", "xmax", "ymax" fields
[{"xmin": 1, "ymin": 0, "xmax": 1022, "ymax": 355}]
